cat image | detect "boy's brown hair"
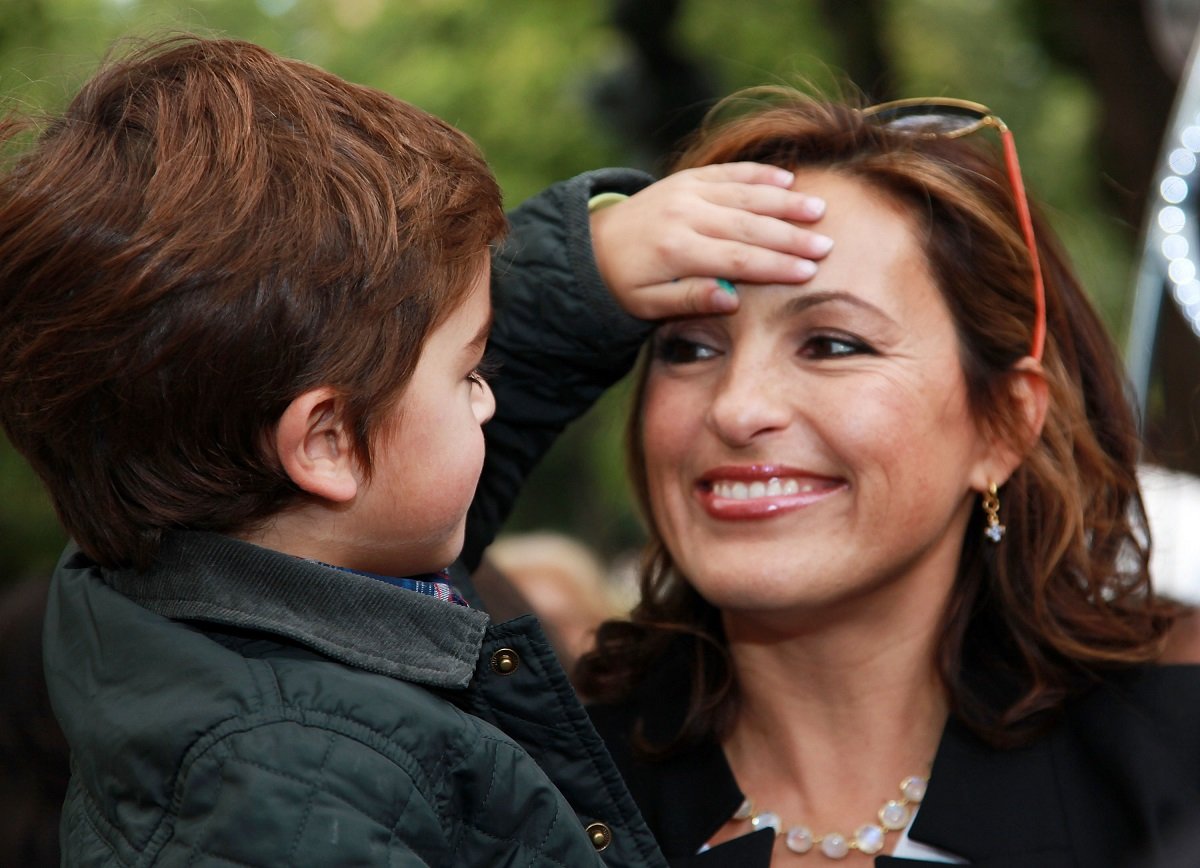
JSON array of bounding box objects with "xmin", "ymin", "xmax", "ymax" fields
[{"xmin": 0, "ymin": 37, "xmax": 505, "ymax": 569}]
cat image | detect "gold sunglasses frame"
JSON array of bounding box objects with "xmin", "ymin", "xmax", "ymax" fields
[{"xmin": 861, "ymin": 98, "xmax": 1047, "ymax": 362}]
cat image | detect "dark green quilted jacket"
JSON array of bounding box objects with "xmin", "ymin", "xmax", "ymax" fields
[{"xmin": 45, "ymin": 170, "xmax": 670, "ymax": 867}]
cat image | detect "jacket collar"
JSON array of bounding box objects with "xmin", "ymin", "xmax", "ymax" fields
[{"xmin": 91, "ymin": 531, "xmax": 490, "ymax": 689}]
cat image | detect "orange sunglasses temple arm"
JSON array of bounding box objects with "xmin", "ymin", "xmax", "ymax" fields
[{"xmin": 1001, "ymin": 128, "xmax": 1046, "ymax": 361}]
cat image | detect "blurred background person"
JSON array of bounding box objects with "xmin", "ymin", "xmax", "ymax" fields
[{"xmin": 487, "ymin": 532, "xmax": 629, "ymax": 675}]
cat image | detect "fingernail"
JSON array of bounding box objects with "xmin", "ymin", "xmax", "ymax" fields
[
  {"xmin": 809, "ymin": 235, "xmax": 834, "ymax": 256},
  {"xmin": 794, "ymin": 259, "xmax": 818, "ymax": 280},
  {"xmin": 716, "ymin": 278, "xmax": 737, "ymax": 296},
  {"xmin": 712, "ymin": 285, "xmax": 739, "ymax": 311},
  {"xmin": 802, "ymin": 196, "xmax": 826, "ymax": 218},
  {"xmin": 774, "ymin": 169, "xmax": 796, "ymax": 187}
]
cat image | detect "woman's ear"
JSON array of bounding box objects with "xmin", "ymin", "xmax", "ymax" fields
[
  {"xmin": 970, "ymin": 356, "xmax": 1049, "ymax": 490},
  {"xmin": 272, "ymin": 387, "xmax": 359, "ymax": 503},
  {"xmin": 1008, "ymin": 355, "xmax": 1049, "ymax": 453}
]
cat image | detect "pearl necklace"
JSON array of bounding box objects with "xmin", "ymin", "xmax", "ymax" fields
[{"xmin": 733, "ymin": 774, "xmax": 927, "ymax": 859}]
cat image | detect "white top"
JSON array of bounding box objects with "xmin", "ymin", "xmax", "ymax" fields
[
  {"xmin": 891, "ymin": 810, "xmax": 967, "ymax": 862},
  {"xmin": 1140, "ymin": 463, "xmax": 1200, "ymax": 603}
]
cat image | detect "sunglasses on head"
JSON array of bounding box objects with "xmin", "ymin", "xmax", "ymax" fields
[{"xmin": 860, "ymin": 98, "xmax": 1047, "ymax": 362}]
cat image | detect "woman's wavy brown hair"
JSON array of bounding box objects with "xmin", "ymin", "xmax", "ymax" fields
[{"xmin": 576, "ymin": 88, "xmax": 1179, "ymax": 750}]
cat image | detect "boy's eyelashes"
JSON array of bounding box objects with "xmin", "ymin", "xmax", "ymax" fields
[{"xmin": 469, "ymin": 355, "xmax": 502, "ymax": 383}]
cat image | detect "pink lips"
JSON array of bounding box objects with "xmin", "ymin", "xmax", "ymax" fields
[{"xmin": 696, "ymin": 465, "xmax": 844, "ymax": 520}]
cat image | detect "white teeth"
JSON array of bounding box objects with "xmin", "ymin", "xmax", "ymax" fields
[{"xmin": 712, "ymin": 477, "xmax": 818, "ymax": 500}]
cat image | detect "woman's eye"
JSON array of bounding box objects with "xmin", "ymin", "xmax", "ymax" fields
[
  {"xmin": 802, "ymin": 334, "xmax": 870, "ymax": 358},
  {"xmin": 653, "ymin": 335, "xmax": 720, "ymax": 365}
]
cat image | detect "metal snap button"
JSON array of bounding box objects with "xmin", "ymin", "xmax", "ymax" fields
[
  {"xmin": 585, "ymin": 821, "xmax": 612, "ymax": 851},
  {"xmin": 489, "ymin": 647, "xmax": 520, "ymax": 675}
]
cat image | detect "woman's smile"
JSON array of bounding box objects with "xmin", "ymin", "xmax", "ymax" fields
[{"xmin": 696, "ymin": 465, "xmax": 846, "ymax": 519}]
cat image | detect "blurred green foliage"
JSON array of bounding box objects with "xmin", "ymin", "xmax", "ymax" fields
[{"xmin": 0, "ymin": 0, "xmax": 1147, "ymax": 581}]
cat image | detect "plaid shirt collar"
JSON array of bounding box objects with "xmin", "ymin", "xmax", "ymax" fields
[{"xmin": 318, "ymin": 563, "xmax": 470, "ymax": 607}]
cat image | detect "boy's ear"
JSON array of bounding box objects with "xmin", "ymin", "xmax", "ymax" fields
[
  {"xmin": 272, "ymin": 387, "xmax": 359, "ymax": 503},
  {"xmin": 970, "ymin": 356, "xmax": 1049, "ymax": 490}
]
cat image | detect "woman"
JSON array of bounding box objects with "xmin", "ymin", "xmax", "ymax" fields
[{"xmin": 579, "ymin": 90, "xmax": 1200, "ymax": 866}]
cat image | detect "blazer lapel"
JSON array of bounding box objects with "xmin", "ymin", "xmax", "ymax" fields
[{"xmin": 905, "ymin": 717, "xmax": 1074, "ymax": 866}]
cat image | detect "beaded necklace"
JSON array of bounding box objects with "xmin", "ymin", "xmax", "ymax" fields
[{"xmin": 733, "ymin": 774, "xmax": 927, "ymax": 859}]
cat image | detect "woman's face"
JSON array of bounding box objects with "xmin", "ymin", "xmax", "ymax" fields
[{"xmin": 640, "ymin": 170, "xmax": 997, "ymax": 626}]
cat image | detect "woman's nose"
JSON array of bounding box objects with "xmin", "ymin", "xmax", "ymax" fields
[{"xmin": 705, "ymin": 358, "xmax": 792, "ymax": 446}]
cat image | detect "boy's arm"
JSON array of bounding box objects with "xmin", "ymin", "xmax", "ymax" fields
[
  {"xmin": 461, "ymin": 165, "xmax": 830, "ymax": 575},
  {"xmin": 461, "ymin": 168, "xmax": 653, "ymax": 574}
]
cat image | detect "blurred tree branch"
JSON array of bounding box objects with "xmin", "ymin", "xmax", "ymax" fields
[
  {"xmin": 587, "ymin": 0, "xmax": 719, "ymax": 172},
  {"xmin": 1033, "ymin": 0, "xmax": 1176, "ymax": 229},
  {"xmin": 815, "ymin": 0, "xmax": 895, "ymax": 102}
]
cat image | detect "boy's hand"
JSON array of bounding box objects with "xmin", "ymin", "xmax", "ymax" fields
[{"xmin": 590, "ymin": 162, "xmax": 832, "ymax": 320}]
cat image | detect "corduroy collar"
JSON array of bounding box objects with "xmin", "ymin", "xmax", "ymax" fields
[{"xmin": 92, "ymin": 530, "xmax": 490, "ymax": 689}]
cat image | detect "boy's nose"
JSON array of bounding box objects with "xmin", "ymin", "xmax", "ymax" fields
[{"xmin": 476, "ymin": 378, "xmax": 496, "ymax": 425}]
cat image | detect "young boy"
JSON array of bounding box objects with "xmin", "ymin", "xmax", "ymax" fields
[{"xmin": 0, "ymin": 36, "xmax": 826, "ymax": 867}]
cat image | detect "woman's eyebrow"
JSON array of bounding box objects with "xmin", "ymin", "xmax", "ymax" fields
[{"xmin": 779, "ymin": 289, "xmax": 896, "ymax": 325}]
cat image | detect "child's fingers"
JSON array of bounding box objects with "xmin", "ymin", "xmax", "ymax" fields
[
  {"xmin": 672, "ymin": 163, "xmax": 826, "ymax": 223},
  {"xmin": 702, "ymin": 183, "xmax": 827, "ymax": 224},
  {"xmin": 665, "ymin": 236, "xmax": 822, "ymax": 286},
  {"xmin": 617, "ymin": 278, "xmax": 741, "ymax": 320},
  {"xmin": 690, "ymin": 207, "xmax": 834, "ymax": 262},
  {"xmin": 590, "ymin": 162, "xmax": 832, "ymax": 309},
  {"xmin": 684, "ymin": 161, "xmax": 797, "ymax": 189}
]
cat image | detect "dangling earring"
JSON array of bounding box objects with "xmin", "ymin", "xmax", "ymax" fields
[{"xmin": 982, "ymin": 482, "xmax": 1005, "ymax": 543}]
